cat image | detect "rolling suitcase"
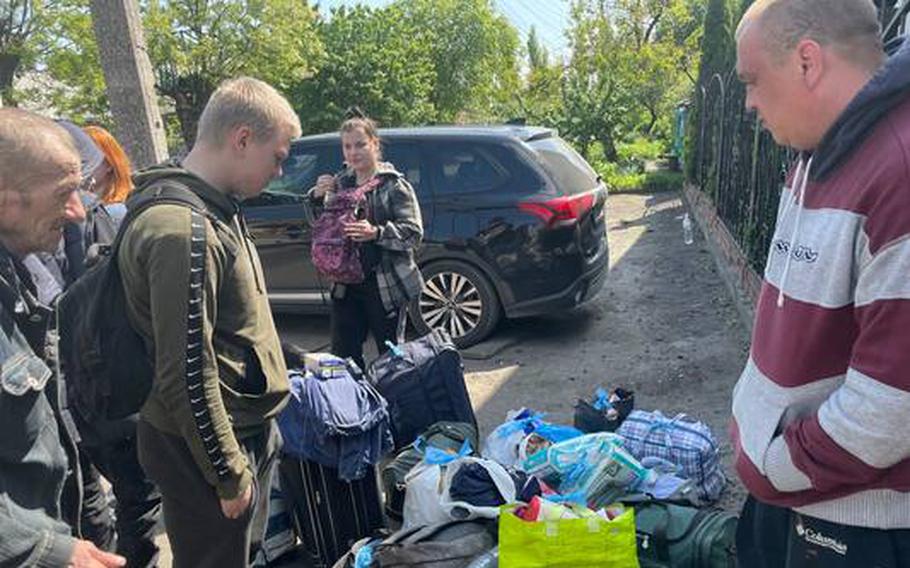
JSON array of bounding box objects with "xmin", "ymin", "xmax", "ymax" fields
[
  {"xmin": 279, "ymin": 457, "xmax": 385, "ymax": 568},
  {"xmin": 368, "ymin": 329, "xmax": 477, "ymax": 450}
]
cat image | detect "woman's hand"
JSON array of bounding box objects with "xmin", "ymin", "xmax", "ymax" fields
[
  {"xmin": 313, "ymin": 174, "xmax": 335, "ymax": 198},
  {"xmin": 343, "ymin": 220, "xmax": 379, "ymax": 242}
]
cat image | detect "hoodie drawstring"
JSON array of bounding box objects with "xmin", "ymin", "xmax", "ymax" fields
[{"xmin": 777, "ymin": 156, "xmax": 813, "ymax": 308}]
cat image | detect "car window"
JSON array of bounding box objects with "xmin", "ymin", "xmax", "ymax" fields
[
  {"xmin": 263, "ymin": 144, "xmax": 334, "ymax": 200},
  {"xmin": 431, "ymin": 144, "xmax": 508, "ymax": 195},
  {"xmin": 383, "ymin": 142, "xmax": 426, "ymax": 198},
  {"xmin": 527, "ymin": 137, "xmax": 599, "ymax": 194}
]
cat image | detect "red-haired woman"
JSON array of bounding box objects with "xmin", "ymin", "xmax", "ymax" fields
[{"xmin": 83, "ymin": 125, "xmax": 131, "ymax": 230}]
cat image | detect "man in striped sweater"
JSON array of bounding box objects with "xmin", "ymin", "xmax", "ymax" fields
[{"xmin": 733, "ymin": 1, "xmax": 910, "ymax": 566}]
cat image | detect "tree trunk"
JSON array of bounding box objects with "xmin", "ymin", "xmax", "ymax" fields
[
  {"xmin": 600, "ymin": 134, "xmax": 618, "ymax": 162},
  {"xmin": 90, "ymin": 0, "xmax": 168, "ymax": 168},
  {"xmin": 646, "ymin": 107, "xmax": 659, "ymax": 135},
  {"xmin": 0, "ymin": 53, "xmax": 21, "ymax": 106}
]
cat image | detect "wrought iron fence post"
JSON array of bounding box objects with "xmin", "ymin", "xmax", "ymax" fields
[{"xmin": 698, "ymin": 85, "xmax": 708, "ymax": 188}]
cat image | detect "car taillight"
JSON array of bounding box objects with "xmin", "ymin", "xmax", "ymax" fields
[{"xmin": 519, "ymin": 193, "xmax": 596, "ymax": 227}]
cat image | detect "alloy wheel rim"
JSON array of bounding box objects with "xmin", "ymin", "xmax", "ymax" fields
[{"xmin": 419, "ymin": 271, "xmax": 483, "ymax": 339}]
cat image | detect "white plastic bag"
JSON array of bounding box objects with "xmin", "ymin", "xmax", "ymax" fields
[
  {"xmin": 401, "ymin": 461, "xmax": 451, "ymax": 529},
  {"xmin": 402, "ymin": 438, "xmax": 473, "ymax": 529},
  {"xmin": 482, "ymin": 425, "xmax": 527, "ymax": 468}
]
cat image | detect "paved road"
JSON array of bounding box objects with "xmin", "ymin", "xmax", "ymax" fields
[{"xmin": 155, "ymin": 190, "xmax": 751, "ymax": 565}]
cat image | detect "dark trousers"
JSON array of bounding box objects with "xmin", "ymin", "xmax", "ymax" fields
[
  {"xmin": 75, "ymin": 458, "xmax": 115, "ymax": 549},
  {"xmin": 331, "ymin": 276, "xmax": 398, "ymax": 372},
  {"xmin": 82, "ymin": 436, "xmax": 163, "ymax": 568},
  {"xmin": 737, "ymin": 496, "xmax": 910, "ymax": 568},
  {"xmin": 137, "ymin": 419, "xmax": 280, "ymax": 568}
]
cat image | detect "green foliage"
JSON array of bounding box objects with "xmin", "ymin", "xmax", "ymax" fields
[
  {"xmin": 24, "ymin": 0, "xmax": 109, "ymax": 123},
  {"xmin": 685, "ymin": 0, "xmax": 736, "ymax": 182},
  {"xmin": 617, "ymin": 137, "xmax": 665, "ymax": 173},
  {"xmin": 527, "ymin": 26, "xmax": 549, "ymax": 71},
  {"xmin": 1, "ymin": 0, "xmax": 107, "ymax": 117},
  {"xmin": 144, "ymin": 0, "xmax": 322, "ymax": 146},
  {"xmin": 394, "ymin": 0, "xmax": 520, "ymax": 123},
  {"xmin": 292, "ymin": 4, "xmax": 438, "ymax": 133},
  {"xmin": 522, "ymin": 0, "xmax": 702, "ymax": 170},
  {"xmin": 293, "ymin": 0, "xmax": 520, "ymax": 133},
  {"xmin": 7, "ymin": 0, "xmax": 703, "ymax": 162},
  {"xmin": 0, "ymin": 0, "xmax": 38, "ymax": 104},
  {"xmin": 597, "ymin": 165, "xmax": 684, "ymax": 194},
  {"xmin": 641, "ymin": 170, "xmax": 684, "ymax": 192}
]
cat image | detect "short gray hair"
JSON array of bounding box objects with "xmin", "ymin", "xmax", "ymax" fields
[
  {"xmin": 196, "ymin": 77, "xmax": 302, "ymax": 147},
  {"xmin": 0, "ymin": 108, "xmax": 79, "ymax": 194},
  {"xmin": 739, "ymin": 0, "xmax": 883, "ymax": 70}
]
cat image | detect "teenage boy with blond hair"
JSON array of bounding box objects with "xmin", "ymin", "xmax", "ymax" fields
[{"xmin": 119, "ymin": 77, "xmax": 301, "ymax": 566}]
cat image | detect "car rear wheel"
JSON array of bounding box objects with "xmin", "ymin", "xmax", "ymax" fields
[{"xmin": 409, "ymin": 260, "xmax": 501, "ymax": 349}]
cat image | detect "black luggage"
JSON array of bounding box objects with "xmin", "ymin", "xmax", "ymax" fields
[
  {"xmin": 334, "ymin": 520, "xmax": 497, "ymax": 568},
  {"xmin": 279, "ymin": 458, "xmax": 385, "ymax": 568},
  {"xmin": 368, "ymin": 330, "xmax": 477, "ymax": 450}
]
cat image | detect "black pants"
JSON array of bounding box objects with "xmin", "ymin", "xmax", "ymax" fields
[
  {"xmin": 331, "ymin": 276, "xmax": 398, "ymax": 372},
  {"xmin": 81, "ymin": 436, "xmax": 163, "ymax": 568},
  {"xmin": 75, "ymin": 458, "xmax": 115, "ymax": 550},
  {"xmin": 137, "ymin": 419, "xmax": 280, "ymax": 568},
  {"xmin": 737, "ymin": 496, "xmax": 910, "ymax": 568}
]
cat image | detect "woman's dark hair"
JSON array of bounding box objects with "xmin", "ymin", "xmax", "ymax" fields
[{"xmin": 340, "ymin": 106, "xmax": 380, "ymax": 143}]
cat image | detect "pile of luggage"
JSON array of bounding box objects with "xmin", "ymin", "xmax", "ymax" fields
[{"xmin": 268, "ymin": 330, "xmax": 738, "ymax": 568}]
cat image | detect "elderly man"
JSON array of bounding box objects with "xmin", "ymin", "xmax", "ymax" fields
[
  {"xmin": 0, "ymin": 109, "xmax": 125, "ymax": 567},
  {"xmin": 732, "ymin": 1, "xmax": 910, "ymax": 566}
]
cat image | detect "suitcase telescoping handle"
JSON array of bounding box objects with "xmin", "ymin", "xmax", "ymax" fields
[{"xmin": 383, "ymin": 308, "xmax": 409, "ymax": 358}]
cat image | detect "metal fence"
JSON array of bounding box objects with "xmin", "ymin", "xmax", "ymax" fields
[{"xmin": 692, "ymin": 1, "xmax": 910, "ymax": 273}]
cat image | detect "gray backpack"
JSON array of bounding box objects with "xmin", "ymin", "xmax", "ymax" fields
[{"xmin": 334, "ymin": 520, "xmax": 496, "ymax": 568}]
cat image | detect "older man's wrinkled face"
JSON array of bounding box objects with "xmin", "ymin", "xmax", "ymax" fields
[
  {"xmin": 737, "ymin": 21, "xmax": 812, "ymax": 150},
  {"xmin": 0, "ymin": 144, "xmax": 83, "ymax": 256}
]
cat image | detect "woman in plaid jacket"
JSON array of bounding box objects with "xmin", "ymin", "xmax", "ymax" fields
[{"xmin": 309, "ymin": 112, "xmax": 424, "ymax": 371}]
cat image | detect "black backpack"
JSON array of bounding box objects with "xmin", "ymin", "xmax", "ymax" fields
[{"xmin": 58, "ymin": 183, "xmax": 212, "ymax": 439}]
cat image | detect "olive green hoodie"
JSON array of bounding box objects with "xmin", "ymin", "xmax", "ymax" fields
[{"xmin": 119, "ymin": 163, "xmax": 289, "ymax": 499}]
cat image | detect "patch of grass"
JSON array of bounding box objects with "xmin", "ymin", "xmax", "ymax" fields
[
  {"xmin": 641, "ymin": 170, "xmax": 684, "ymax": 193},
  {"xmin": 606, "ymin": 169, "xmax": 684, "ymax": 194}
]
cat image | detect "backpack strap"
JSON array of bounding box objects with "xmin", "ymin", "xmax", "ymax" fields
[
  {"xmin": 382, "ymin": 520, "xmax": 484, "ymax": 546},
  {"xmin": 112, "ymin": 182, "xmax": 213, "ymax": 257}
]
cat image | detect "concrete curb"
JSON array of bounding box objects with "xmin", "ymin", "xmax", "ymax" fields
[{"xmin": 681, "ymin": 183, "xmax": 762, "ymax": 334}]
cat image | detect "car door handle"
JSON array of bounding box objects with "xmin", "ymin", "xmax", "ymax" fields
[{"xmin": 285, "ymin": 226, "xmax": 305, "ymax": 239}]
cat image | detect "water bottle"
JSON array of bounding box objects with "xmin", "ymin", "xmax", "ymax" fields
[{"xmin": 682, "ymin": 213, "xmax": 694, "ymax": 245}]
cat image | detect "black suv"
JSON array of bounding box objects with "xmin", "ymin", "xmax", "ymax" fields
[{"xmin": 245, "ymin": 125, "xmax": 609, "ymax": 347}]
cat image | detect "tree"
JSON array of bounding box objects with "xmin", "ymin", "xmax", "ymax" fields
[
  {"xmin": 685, "ymin": 0, "xmax": 735, "ymax": 181},
  {"xmin": 291, "ymin": 4, "xmax": 438, "ymax": 134},
  {"xmin": 561, "ymin": 0, "xmax": 627, "ymax": 160},
  {"xmin": 292, "ymin": 0, "xmax": 522, "ymax": 132},
  {"xmin": 393, "ymin": 0, "xmax": 521, "ymax": 123},
  {"xmin": 527, "ymin": 25, "xmax": 549, "ymax": 71},
  {"xmin": 0, "ymin": 0, "xmax": 36, "ymax": 104},
  {"xmin": 144, "ymin": 0, "xmax": 322, "ymax": 147},
  {"xmin": 534, "ymin": 0, "xmax": 703, "ymax": 165},
  {"xmin": 26, "ymin": 0, "xmax": 108, "ymax": 123}
]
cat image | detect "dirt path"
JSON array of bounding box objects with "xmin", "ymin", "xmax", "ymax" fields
[{"xmin": 463, "ymin": 191, "xmax": 751, "ymax": 509}]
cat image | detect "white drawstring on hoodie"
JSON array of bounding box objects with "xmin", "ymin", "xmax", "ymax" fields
[{"xmin": 777, "ymin": 155, "xmax": 814, "ymax": 308}]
